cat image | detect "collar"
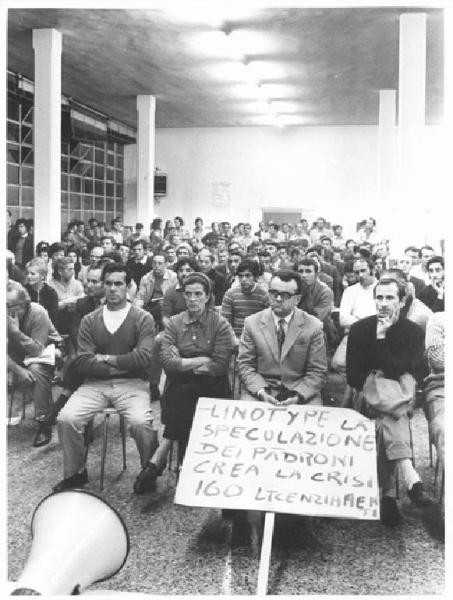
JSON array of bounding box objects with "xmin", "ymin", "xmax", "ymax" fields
[{"xmin": 271, "ymin": 309, "xmax": 294, "ymax": 328}]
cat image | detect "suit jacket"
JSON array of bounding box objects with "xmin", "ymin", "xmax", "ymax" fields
[
  {"xmin": 409, "ymin": 275, "xmax": 426, "ymax": 298},
  {"xmin": 238, "ymin": 307, "xmax": 327, "ymax": 402}
]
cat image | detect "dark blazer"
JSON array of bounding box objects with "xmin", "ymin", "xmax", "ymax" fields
[
  {"xmin": 346, "ymin": 315, "xmax": 427, "ymax": 391},
  {"xmin": 11, "ymin": 235, "xmax": 34, "ymax": 268},
  {"xmin": 126, "ymin": 257, "xmax": 153, "ymax": 287},
  {"xmin": 410, "ymin": 275, "xmax": 426, "ymax": 299},
  {"xmin": 207, "ymin": 268, "xmax": 226, "ymax": 306},
  {"xmin": 24, "ymin": 283, "xmax": 59, "ymax": 327},
  {"xmin": 418, "ymin": 285, "xmax": 444, "ymax": 313}
]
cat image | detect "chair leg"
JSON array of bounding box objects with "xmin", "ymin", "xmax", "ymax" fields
[
  {"xmin": 100, "ymin": 413, "xmax": 111, "ymax": 491},
  {"xmin": 408, "ymin": 418, "xmax": 415, "ymax": 469},
  {"xmin": 439, "ymin": 468, "xmax": 444, "ymax": 504},
  {"xmin": 434, "ymin": 454, "xmax": 439, "ymax": 486},
  {"xmin": 395, "ymin": 466, "xmax": 400, "ymax": 500},
  {"xmin": 120, "ymin": 414, "xmax": 127, "ymax": 471}
]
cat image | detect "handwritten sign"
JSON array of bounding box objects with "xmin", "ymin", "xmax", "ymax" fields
[{"xmin": 175, "ymin": 398, "xmax": 379, "ymax": 520}]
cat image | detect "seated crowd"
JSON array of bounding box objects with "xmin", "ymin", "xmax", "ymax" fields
[{"xmin": 6, "ymin": 212, "xmax": 445, "ymax": 526}]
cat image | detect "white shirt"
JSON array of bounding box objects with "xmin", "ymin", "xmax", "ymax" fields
[
  {"xmin": 339, "ymin": 281, "xmax": 377, "ymax": 329},
  {"xmin": 103, "ymin": 303, "xmax": 131, "ymax": 334},
  {"xmin": 271, "ymin": 309, "xmax": 294, "ymax": 335}
]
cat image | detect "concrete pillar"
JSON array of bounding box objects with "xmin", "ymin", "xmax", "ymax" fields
[
  {"xmin": 32, "ymin": 29, "xmax": 62, "ymax": 243},
  {"xmin": 377, "ymin": 90, "xmax": 396, "ymax": 202},
  {"xmin": 123, "ymin": 144, "xmax": 138, "ymax": 226},
  {"xmin": 397, "ymin": 13, "xmax": 427, "ymax": 194},
  {"xmin": 136, "ymin": 95, "xmax": 156, "ymax": 228}
]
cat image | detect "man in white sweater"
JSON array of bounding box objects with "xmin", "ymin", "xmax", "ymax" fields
[
  {"xmin": 54, "ymin": 263, "xmax": 156, "ymax": 493},
  {"xmin": 332, "ymin": 258, "xmax": 377, "ymax": 377}
]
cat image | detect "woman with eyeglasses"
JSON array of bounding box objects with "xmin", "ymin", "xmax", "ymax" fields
[{"xmin": 134, "ymin": 272, "xmax": 235, "ymax": 494}]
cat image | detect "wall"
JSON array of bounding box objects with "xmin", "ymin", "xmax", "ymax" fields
[{"xmin": 124, "ymin": 124, "xmax": 445, "ymax": 252}]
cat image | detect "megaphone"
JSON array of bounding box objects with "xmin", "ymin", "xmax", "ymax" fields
[{"xmin": 10, "ymin": 489, "xmax": 129, "ymax": 595}]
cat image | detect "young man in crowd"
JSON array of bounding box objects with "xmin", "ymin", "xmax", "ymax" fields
[
  {"xmin": 344, "ymin": 276, "xmax": 431, "ymax": 526},
  {"xmin": 221, "ymin": 259, "xmax": 269, "ymax": 339},
  {"xmin": 418, "ymin": 256, "xmax": 445, "ymax": 312},
  {"xmin": 127, "ymin": 239, "xmax": 153, "ymax": 288},
  {"xmin": 54, "ymin": 263, "xmax": 157, "ymax": 493},
  {"xmin": 332, "ymin": 257, "xmax": 377, "ymax": 377}
]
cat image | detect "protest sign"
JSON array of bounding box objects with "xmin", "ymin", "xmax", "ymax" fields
[{"xmin": 175, "ymin": 398, "xmax": 379, "ymax": 520}]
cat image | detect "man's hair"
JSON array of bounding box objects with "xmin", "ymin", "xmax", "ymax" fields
[
  {"xmin": 36, "ymin": 241, "xmax": 49, "ymax": 254},
  {"xmin": 228, "ymin": 249, "xmax": 243, "ymax": 260},
  {"xmin": 15, "ymin": 218, "xmax": 28, "ymax": 228},
  {"xmin": 333, "ymin": 224, "xmax": 342, "ymax": 232},
  {"xmin": 257, "ymin": 251, "xmax": 271, "ymax": 259},
  {"xmin": 271, "ymin": 269, "xmax": 303, "ymax": 295},
  {"xmin": 199, "ymin": 252, "xmax": 214, "ymax": 264},
  {"xmin": 88, "ymin": 218, "xmax": 98, "ymax": 226},
  {"xmin": 131, "ymin": 238, "xmax": 146, "ymax": 249},
  {"xmin": 152, "ymin": 252, "xmax": 167, "ymax": 263},
  {"xmin": 374, "ymin": 277, "xmax": 406, "ymax": 300},
  {"xmin": 87, "ymin": 262, "xmax": 105, "ymax": 275},
  {"xmin": 294, "ymin": 257, "xmax": 319, "ymax": 273},
  {"xmin": 135, "ymin": 222, "xmax": 144, "ymax": 229},
  {"xmin": 26, "ymin": 258, "xmax": 48, "ymax": 278},
  {"xmin": 404, "ymin": 245, "xmax": 419, "ymax": 254},
  {"xmin": 419, "ymin": 245, "xmax": 435, "ymax": 258},
  {"xmin": 353, "ymin": 256, "xmax": 375, "ymax": 271},
  {"xmin": 101, "ymin": 235, "xmax": 115, "ymax": 243},
  {"xmin": 183, "ymin": 272, "xmax": 212, "ymax": 296},
  {"xmin": 111, "ymin": 218, "xmax": 121, "ymax": 226},
  {"xmin": 55, "ymin": 256, "xmax": 74, "ymax": 270},
  {"xmin": 175, "ymin": 257, "xmax": 199, "ymax": 273},
  {"xmin": 426, "ymin": 256, "xmax": 444, "ymax": 270},
  {"xmin": 174, "ymin": 216, "xmax": 184, "ymax": 226},
  {"xmin": 320, "ymin": 235, "xmax": 332, "ymax": 244},
  {"xmin": 237, "ymin": 259, "xmax": 260, "ymax": 278},
  {"xmin": 307, "ymin": 245, "xmax": 322, "ymax": 255},
  {"xmin": 48, "ymin": 242, "xmax": 66, "ymax": 257},
  {"xmin": 101, "ymin": 262, "xmax": 131, "ymax": 285},
  {"xmin": 264, "ymin": 240, "xmax": 278, "ymax": 248}
]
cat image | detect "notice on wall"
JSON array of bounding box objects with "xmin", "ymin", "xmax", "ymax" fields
[
  {"xmin": 210, "ymin": 181, "xmax": 232, "ymax": 207},
  {"xmin": 175, "ymin": 398, "xmax": 379, "ymax": 520}
]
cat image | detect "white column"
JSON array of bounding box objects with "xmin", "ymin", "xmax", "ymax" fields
[
  {"xmin": 377, "ymin": 90, "xmax": 396, "ymax": 202},
  {"xmin": 136, "ymin": 95, "xmax": 156, "ymax": 228},
  {"xmin": 397, "ymin": 13, "xmax": 427, "ymax": 192},
  {"xmin": 32, "ymin": 29, "xmax": 62, "ymax": 244}
]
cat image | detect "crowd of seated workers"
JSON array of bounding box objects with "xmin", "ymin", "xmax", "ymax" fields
[{"xmin": 6, "ymin": 210, "xmax": 445, "ymax": 526}]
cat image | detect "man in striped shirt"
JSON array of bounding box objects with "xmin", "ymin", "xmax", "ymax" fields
[{"xmin": 221, "ymin": 259, "xmax": 269, "ymax": 339}]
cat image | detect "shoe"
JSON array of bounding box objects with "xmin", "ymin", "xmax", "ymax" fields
[
  {"xmin": 133, "ymin": 462, "xmax": 160, "ymax": 494},
  {"xmin": 407, "ymin": 482, "xmax": 432, "ymax": 506},
  {"xmin": 33, "ymin": 422, "xmax": 52, "ymax": 447},
  {"xmin": 53, "ymin": 469, "xmax": 88, "ymax": 492},
  {"xmin": 150, "ymin": 384, "xmax": 161, "ymax": 402},
  {"xmin": 381, "ymin": 496, "xmax": 400, "ymax": 527}
]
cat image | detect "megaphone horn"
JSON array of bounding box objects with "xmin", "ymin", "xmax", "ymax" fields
[{"xmin": 10, "ymin": 489, "xmax": 130, "ymax": 596}]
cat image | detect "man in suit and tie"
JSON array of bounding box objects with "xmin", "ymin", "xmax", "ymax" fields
[{"xmin": 238, "ymin": 269, "xmax": 327, "ymax": 405}]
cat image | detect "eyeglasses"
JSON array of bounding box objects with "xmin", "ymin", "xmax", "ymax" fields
[
  {"xmin": 268, "ymin": 289, "xmax": 297, "ymax": 300},
  {"xmin": 183, "ymin": 291, "xmax": 206, "ymax": 299}
]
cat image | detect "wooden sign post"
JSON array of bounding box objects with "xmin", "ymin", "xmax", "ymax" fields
[
  {"xmin": 256, "ymin": 512, "xmax": 275, "ymax": 596},
  {"xmin": 175, "ymin": 398, "xmax": 379, "ymax": 594}
]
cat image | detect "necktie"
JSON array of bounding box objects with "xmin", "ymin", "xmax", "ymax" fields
[{"xmin": 277, "ymin": 318, "xmax": 286, "ymax": 353}]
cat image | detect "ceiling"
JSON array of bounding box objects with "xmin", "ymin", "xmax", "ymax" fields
[{"xmin": 7, "ymin": 6, "xmax": 444, "ymax": 129}]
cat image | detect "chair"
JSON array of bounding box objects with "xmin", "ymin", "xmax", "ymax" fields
[{"xmin": 84, "ymin": 408, "xmax": 127, "ymax": 491}]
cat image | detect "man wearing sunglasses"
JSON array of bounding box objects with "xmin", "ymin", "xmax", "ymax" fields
[{"xmin": 238, "ymin": 270, "xmax": 327, "ymax": 406}]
